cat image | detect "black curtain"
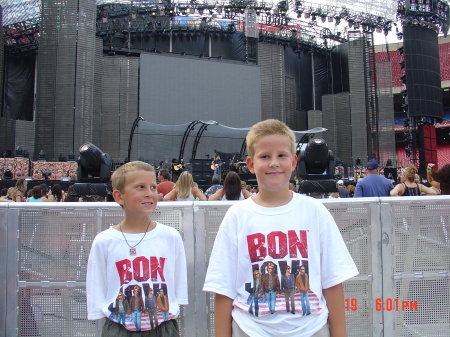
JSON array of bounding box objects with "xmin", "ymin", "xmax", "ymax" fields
[{"xmin": 3, "ymin": 54, "xmax": 35, "ymax": 121}]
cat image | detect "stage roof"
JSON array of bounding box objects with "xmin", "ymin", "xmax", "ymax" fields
[{"xmin": 1, "ymin": 0, "xmax": 398, "ymax": 26}]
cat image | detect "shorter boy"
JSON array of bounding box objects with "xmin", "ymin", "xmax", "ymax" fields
[
  {"xmin": 203, "ymin": 119, "xmax": 358, "ymax": 336},
  {"xmin": 87, "ymin": 161, "xmax": 188, "ymax": 336}
]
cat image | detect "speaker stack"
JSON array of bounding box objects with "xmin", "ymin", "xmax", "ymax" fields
[{"xmin": 191, "ymin": 159, "xmax": 213, "ymax": 185}]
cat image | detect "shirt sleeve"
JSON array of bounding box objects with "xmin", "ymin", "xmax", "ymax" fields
[
  {"xmin": 174, "ymin": 230, "xmax": 189, "ymax": 305},
  {"xmin": 86, "ymin": 235, "xmax": 109, "ymax": 320},
  {"xmin": 203, "ymin": 214, "xmax": 238, "ymax": 300}
]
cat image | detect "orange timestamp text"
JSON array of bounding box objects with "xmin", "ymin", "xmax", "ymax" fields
[{"xmin": 345, "ymin": 298, "xmax": 419, "ymax": 311}]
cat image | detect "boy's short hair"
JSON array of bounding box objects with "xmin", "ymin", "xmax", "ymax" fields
[
  {"xmin": 159, "ymin": 169, "xmax": 171, "ymax": 180},
  {"xmin": 112, "ymin": 161, "xmax": 155, "ymax": 192},
  {"xmin": 246, "ymin": 119, "xmax": 296, "ymax": 158}
]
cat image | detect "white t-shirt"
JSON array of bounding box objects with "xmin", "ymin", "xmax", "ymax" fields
[
  {"xmin": 87, "ymin": 223, "xmax": 188, "ymax": 331},
  {"xmin": 203, "ymin": 193, "xmax": 358, "ymax": 337}
]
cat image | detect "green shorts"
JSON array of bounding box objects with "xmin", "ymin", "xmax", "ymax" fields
[{"xmin": 102, "ymin": 318, "xmax": 179, "ymax": 337}]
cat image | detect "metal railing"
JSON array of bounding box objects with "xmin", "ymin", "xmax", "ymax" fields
[{"xmin": 1, "ymin": 196, "xmax": 449, "ymax": 336}]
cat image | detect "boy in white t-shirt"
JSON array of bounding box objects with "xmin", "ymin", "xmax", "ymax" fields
[
  {"xmin": 203, "ymin": 119, "xmax": 358, "ymax": 337},
  {"xmin": 87, "ymin": 161, "xmax": 188, "ymax": 336}
]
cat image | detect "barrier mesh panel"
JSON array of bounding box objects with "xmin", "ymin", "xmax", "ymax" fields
[
  {"xmin": 389, "ymin": 200, "xmax": 450, "ymax": 336},
  {"xmin": 19, "ymin": 287, "xmax": 95, "ymax": 337},
  {"xmin": 323, "ymin": 202, "xmax": 373, "ymax": 336}
]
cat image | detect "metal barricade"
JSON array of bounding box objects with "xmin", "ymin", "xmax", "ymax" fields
[{"xmin": 1, "ymin": 197, "xmax": 449, "ymax": 336}]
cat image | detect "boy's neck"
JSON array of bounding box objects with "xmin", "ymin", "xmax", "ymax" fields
[
  {"xmin": 116, "ymin": 216, "xmax": 156, "ymax": 233},
  {"xmin": 253, "ymin": 189, "xmax": 293, "ymax": 207}
]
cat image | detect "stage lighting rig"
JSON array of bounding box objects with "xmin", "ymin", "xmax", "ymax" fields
[
  {"xmin": 298, "ymin": 138, "xmax": 337, "ymax": 194},
  {"xmin": 77, "ymin": 143, "xmax": 112, "ymax": 183}
]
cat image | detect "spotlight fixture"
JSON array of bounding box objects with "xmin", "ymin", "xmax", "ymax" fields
[
  {"xmin": 149, "ymin": 7, "xmax": 158, "ymax": 18},
  {"xmin": 58, "ymin": 154, "xmax": 67, "ymax": 162},
  {"xmin": 68, "ymin": 152, "xmax": 76, "ymax": 162},
  {"xmin": 38, "ymin": 150, "xmax": 47, "ymax": 162},
  {"xmin": 42, "ymin": 172, "xmax": 52, "ymax": 180},
  {"xmin": 15, "ymin": 146, "xmax": 24, "ymax": 158},
  {"xmin": 399, "ymin": 60, "xmax": 406, "ymax": 70},
  {"xmin": 398, "ymin": 46, "xmax": 404, "ymax": 55},
  {"xmin": 77, "ymin": 143, "xmax": 112, "ymax": 183},
  {"xmin": 3, "ymin": 169, "xmax": 13, "ymax": 179}
]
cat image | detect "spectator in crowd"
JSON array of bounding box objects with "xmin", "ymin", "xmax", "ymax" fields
[
  {"xmin": 337, "ymin": 180, "xmax": 350, "ymax": 198},
  {"xmin": 157, "ymin": 169, "xmax": 175, "ymax": 201},
  {"xmin": 427, "ymin": 163, "xmax": 450, "ymax": 195},
  {"xmin": 48, "ymin": 184, "xmax": 65, "ymax": 202},
  {"xmin": 40, "ymin": 184, "xmax": 51, "ymax": 202},
  {"xmin": 346, "ymin": 184, "xmax": 355, "ymax": 197},
  {"xmin": 0, "ymin": 187, "xmax": 9, "ymax": 202},
  {"xmin": 11, "ymin": 178, "xmax": 27, "ymax": 202},
  {"xmin": 354, "ymin": 159, "xmax": 394, "ymax": 197},
  {"xmin": 208, "ymin": 171, "xmax": 252, "ymax": 201},
  {"xmin": 390, "ymin": 165, "xmax": 437, "ymax": 196},
  {"xmin": 163, "ymin": 171, "xmax": 206, "ymax": 201},
  {"xmin": 64, "ymin": 185, "xmax": 80, "ymax": 202},
  {"xmin": 205, "ymin": 174, "xmax": 222, "ymax": 199},
  {"xmin": 28, "ymin": 185, "xmax": 44, "ymax": 202}
]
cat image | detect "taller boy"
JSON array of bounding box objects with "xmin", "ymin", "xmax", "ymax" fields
[
  {"xmin": 203, "ymin": 119, "xmax": 358, "ymax": 337},
  {"xmin": 87, "ymin": 161, "xmax": 188, "ymax": 336}
]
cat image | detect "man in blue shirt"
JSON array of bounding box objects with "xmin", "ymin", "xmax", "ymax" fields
[{"xmin": 354, "ymin": 159, "xmax": 394, "ymax": 197}]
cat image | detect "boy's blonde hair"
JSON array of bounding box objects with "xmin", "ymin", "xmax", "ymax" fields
[
  {"xmin": 176, "ymin": 171, "xmax": 195, "ymax": 199},
  {"xmin": 246, "ymin": 119, "xmax": 296, "ymax": 158},
  {"xmin": 111, "ymin": 161, "xmax": 155, "ymax": 192}
]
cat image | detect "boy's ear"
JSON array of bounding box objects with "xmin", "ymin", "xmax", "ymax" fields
[
  {"xmin": 291, "ymin": 154, "xmax": 299, "ymax": 171},
  {"xmin": 246, "ymin": 156, "xmax": 255, "ymax": 174},
  {"xmin": 112, "ymin": 189, "xmax": 124, "ymax": 205}
]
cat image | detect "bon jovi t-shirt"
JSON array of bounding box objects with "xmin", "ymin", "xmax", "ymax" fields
[{"xmin": 203, "ymin": 193, "xmax": 358, "ymax": 336}]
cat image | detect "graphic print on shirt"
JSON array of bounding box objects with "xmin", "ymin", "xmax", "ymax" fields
[
  {"xmin": 240, "ymin": 230, "xmax": 321, "ymax": 316},
  {"xmin": 106, "ymin": 256, "xmax": 172, "ymax": 331}
]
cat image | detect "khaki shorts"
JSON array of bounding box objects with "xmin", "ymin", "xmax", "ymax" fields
[{"xmin": 232, "ymin": 319, "xmax": 330, "ymax": 337}]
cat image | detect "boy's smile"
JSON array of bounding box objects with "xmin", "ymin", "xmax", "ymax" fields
[{"xmin": 246, "ymin": 134, "xmax": 297, "ymax": 195}]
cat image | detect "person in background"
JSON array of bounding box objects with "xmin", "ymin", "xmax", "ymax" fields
[
  {"xmin": 64, "ymin": 185, "xmax": 80, "ymax": 202},
  {"xmin": 204, "ymin": 174, "xmax": 222, "ymax": 199},
  {"xmin": 347, "ymin": 184, "xmax": 355, "ymax": 197},
  {"xmin": 28, "ymin": 185, "xmax": 44, "ymax": 202},
  {"xmin": 163, "ymin": 171, "xmax": 206, "ymax": 201},
  {"xmin": 390, "ymin": 165, "xmax": 437, "ymax": 196},
  {"xmin": 157, "ymin": 169, "xmax": 176, "ymax": 201},
  {"xmin": 40, "ymin": 184, "xmax": 51, "ymax": 202},
  {"xmin": 427, "ymin": 163, "xmax": 450, "ymax": 195},
  {"xmin": 48, "ymin": 184, "xmax": 64, "ymax": 202},
  {"xmin": 354, "ymin": 159, "xmax": 394, "ymax": 197},
  {"xmin": 0, "ymin": 187, "xmax": 8, "ymax": 202},
  {"xmin": 337, "ymin": 180, "xmax": 350, "ymax": 198},
  {"xmin": 208, "ymin": 171, "xmax": 252, "ymax": 201},
  {"xmin": 11, "ymin": 178, "xmax": 27, "ymax": 202}
]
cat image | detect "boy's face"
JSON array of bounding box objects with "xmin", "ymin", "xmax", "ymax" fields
[
  {"xmin": 113, "ymin": 170, "xmax": 158, "ymax": 216},
  {"xmin": 246, "ymin": 134, "xmax": 297, "ymax": 194}
]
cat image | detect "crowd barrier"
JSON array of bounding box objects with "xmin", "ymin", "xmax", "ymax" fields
[{"xmin": 1, "ymin": 197, "xmax": 449, "ymax": 337}]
